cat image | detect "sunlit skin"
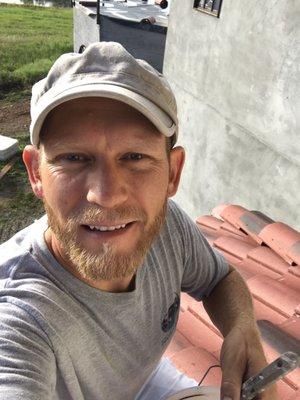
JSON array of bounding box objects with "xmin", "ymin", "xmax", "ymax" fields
[{"xmin": 23, "ymin": 98, "xmax": 185, "ymax": 293}]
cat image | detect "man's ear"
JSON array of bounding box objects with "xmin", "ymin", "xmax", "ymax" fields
[
  {"xmin": 167, "ymin": 146, "xmax": 185, "ymax": 197},
  {"xmin": 22, "ymin": 145, "xmax": 44, "ymax": 199}
]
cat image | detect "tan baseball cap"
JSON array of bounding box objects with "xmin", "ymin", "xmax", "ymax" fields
[{"xmin": 30, "ymin": 42, "xmax": 178, "ymax": 146}]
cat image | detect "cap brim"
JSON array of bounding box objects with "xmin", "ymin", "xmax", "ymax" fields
[{"xmin": 30, "ymin": 83, "xmax": 177, "ymax": 146}]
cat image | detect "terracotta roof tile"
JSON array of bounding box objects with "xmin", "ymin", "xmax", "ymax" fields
[
  {"xmin": 214, "ymin": 249, "xmax": 243, "ymax": 266},
  {"xmin": 289, "ymin": 266, "xmax": 300, "ymax": 278},
  {"xmin": 247, "ymin": 275, "xmax": 300, "ymax": 317},
  {"xmin": 288, "ymin": 242, "xmax": 300, "ymax": 266},
  {"xmin": 196, "ymin": 217, "xmax": 256, "ymax": 244},
  {"xmin": 196, "ymin": 215, "xmax": 251, "ymax": 240},
  {"xmin": 276, "ymin": 381, "xmax": 299, "ymax": 399},
  {"xmin": 284, "ymin": 369, "xmax": 300, "ymax": 391},
  {"xmin": 184, "ymin": 295, "xmax": 222, "ymax": 336},
  {"xmin": 195, "ymin": 225, "xmax": 219, "ymax": 246},
  {"xmin": 288, "ymin": 391, "xmax": 300, "ymax": 400},
  {"xmin": 213, "ymin": 204, "xmax": 273, "ymax": 244},
  {"xmin": 259, "ymin": 223, "xmax": 300, "ymax": 266},
  {"xmin": 257, "ymin": 320, "xmax": 300, "ymax": 359},
  {"xmin": 280, "ymin": 317, "xmax": 300, "ymax": 341},
  {"xmin": 219, "ymin": 221, "xmax": 250, "ymax": 238},
  {"xmin": 211, "ymin": 204, "xmax": 229, "ymax": 219},
  {"xmin": 247, "ymin": 246, "xmax": 290, "ymax": 275},
  {"xmin": 237, "ymin": 258, "xmax": 282, "ymax": 281},
  {"xmin": 176, "ymin": 311, "xmax": 222, "ymax": 353},
  {"xmin": 170, "ymin": 347, "xmax": 222, "ymax": 385},
  {"xmin": 213, "ymin": 236, "xmax": 256, "ymax": 261},
  {"xmin": 165, "ymin": 204, "xmax": 300, "ymax": 400},
  {"xmin": 180, "ymin": 292, "xmax": 196, "ymax": 312},
  {"xmin": 164, "ymin": 330, "xmax": 192, "ymax": 359},
  {"xmin": 279, "ymin": 274, "xmax": 300, "ymax": 294},
  {"xmin": 196, "ymin": 215, "xmax": 224, "ymax": 231},
  {"xmin": 252, "ymin": 298, "xmax": 287, "ymax": 325}
]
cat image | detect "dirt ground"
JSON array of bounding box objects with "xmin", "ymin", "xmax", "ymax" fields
[{"xmin": 0, "ymin": 97, "xmax": 31, "ymax": 138}]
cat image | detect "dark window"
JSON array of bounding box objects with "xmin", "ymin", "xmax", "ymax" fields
[{"xmin": 194, "ymin": 0, "xmax": 223, "ymax": 18}]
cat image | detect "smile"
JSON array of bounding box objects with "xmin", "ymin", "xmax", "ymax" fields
[
  {"xmin": 88, "ymin": 224, "xmax": 127, "ymax": 232},
  {"xmin": 82, "ymin": 221, "xmax": 135, "ymax": 234}
]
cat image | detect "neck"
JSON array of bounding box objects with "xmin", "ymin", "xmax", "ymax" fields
[{"xmin": 44, "ymin": 228, "xmax": 135, "ymax": 293}]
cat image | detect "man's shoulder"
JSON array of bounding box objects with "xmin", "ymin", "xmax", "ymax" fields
[
  {"xmin": 155, "ymin": 199, "xmax": 198, "ymax": 252},
  {"xmin": 167, "ymin": 199, "xmax": 187, "ymax": 220},
  {"xmin": 162, "ymin": 199, "xmax": 207, "ymax": 252},
  {"xmin": 0, "ymin": 216, "xmax": 47, "ymax": 279},
  {"xmin": 166, "ymin": 199, "xmax": 196, "ymax": 231},
  {"xmin": 0, "ymin": 217, "xmax": 72, "ymax": 328}
]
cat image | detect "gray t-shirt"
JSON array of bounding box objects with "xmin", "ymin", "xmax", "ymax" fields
[{"xmin": 0, "ymin": 200, "xmax": 228, "ymax": 400}]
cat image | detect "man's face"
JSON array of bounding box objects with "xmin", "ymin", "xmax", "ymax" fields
[{"xmin": 24, "ymin": 98, "xmax": 184, "ymax": 284}]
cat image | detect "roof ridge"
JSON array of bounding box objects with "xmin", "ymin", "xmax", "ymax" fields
[{"xmin": 210, "ymin": 204, "xmax": 300, "ymax": 266}]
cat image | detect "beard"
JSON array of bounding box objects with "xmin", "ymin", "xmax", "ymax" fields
[{"xmin": 43, "ymin": 200, "xmax": 167, "ymax": 281}]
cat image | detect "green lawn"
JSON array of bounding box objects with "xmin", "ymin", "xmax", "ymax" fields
[
  {"xmin": 0, "ymin": 4, "xmax": 73, "ymax": 242},
  {"xmin": 0, "ymin": 4, "xmax": 73, "ymax": 96}
]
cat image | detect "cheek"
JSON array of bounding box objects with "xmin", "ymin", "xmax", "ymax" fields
[
  {"xmin": 41, "ymin": 171, "xmax": 85, "ymax": 214},
  {"xmin": 129, "ymin": 169, "xmax": 170, "ymax": 210}
]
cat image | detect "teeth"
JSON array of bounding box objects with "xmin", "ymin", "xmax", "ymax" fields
[{"xmin": 88, "ymin": 224, "xmax": 127, "ymax": 232}]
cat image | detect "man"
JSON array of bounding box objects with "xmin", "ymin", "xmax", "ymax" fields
[{"xmin": 0, "ymin": 42, "xmax": 277, "ymax": 400}]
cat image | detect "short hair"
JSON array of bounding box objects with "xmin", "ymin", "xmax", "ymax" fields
[{"xmin": 165, "ymin": 135, "xmax": 175, "ymax": 158}]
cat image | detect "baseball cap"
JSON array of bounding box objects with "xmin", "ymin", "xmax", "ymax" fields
[{"xmin": 30, "ymin": 42, "xmax": 178, "ymax": 146}]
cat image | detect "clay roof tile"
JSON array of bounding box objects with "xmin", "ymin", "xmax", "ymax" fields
[
  {"xmin": 259, "ymin": 223, "xmax": 300, "ymax": 266},
  {"xmin": 165, "ymin": 204, "xmax": 300, "ymax": 400}
]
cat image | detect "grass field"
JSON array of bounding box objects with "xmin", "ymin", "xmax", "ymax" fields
[
  {"xmin": 0, "ymin": 4, "xmax": 73, "ymax": 242},
  {"xmin": 0, "ymin": 4, "xmax": 73, "ymax": 96}
]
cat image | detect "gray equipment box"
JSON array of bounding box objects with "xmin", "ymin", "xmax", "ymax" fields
[{"xmin": 0, "ymin": 135, "xmax": 19, "ymax": 162}]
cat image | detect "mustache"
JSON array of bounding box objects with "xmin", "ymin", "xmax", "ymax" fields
[{"xmin": 66, "ymin": 205, "xmax": 147, "ymax": 225}]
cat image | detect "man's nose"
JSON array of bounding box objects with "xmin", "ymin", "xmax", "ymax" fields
[{"xmin": 86, "ymin": 162, "xmax": 128, "ymax": 208}]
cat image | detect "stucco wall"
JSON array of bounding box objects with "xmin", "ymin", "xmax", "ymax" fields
[
  {"xmin": 73, "ymin": 4, "xmax": 100, "ymax": 53},
  {"xmin": 164, "ymin": 0, "xmax": 300, "ymax": 229}
]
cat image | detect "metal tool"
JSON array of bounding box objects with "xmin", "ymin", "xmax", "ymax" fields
[
  {"xmin": 165, "ymin": 351, "xmax": 300, "ymax": 400},
  {"xmin": 241, "ymin": 351, "xmax": 300, "ymax": 399}
]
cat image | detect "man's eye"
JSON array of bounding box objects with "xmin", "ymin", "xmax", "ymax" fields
[
  {"xmin": 63, "ymin": 154, "xmax": 87, "ymax": 162},
  {"xmin": 124, "ymin": 153, "xmax": 144, "ymax": 161}
]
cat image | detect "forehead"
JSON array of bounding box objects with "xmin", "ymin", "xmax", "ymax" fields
[{"xmin": 40, "ymin": 97, "xmax": 164, "ymax": 149}]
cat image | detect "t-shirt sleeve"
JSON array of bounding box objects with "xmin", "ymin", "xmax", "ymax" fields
[
  {"xmin": 0, "ymin": 302, "xmax": 56, "ymax": 400},
  {"xmin": 170, "ymin": 201, "xmax": 229, "ymax": 301}
]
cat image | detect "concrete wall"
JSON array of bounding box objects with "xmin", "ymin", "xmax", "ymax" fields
[
  {"xmin": 73, "ymin": 4, "xmax": 100, "ymax": 53},
  {"xmin": 164, "ymin": 0, "xmax": 300, "ymax": 229}
]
